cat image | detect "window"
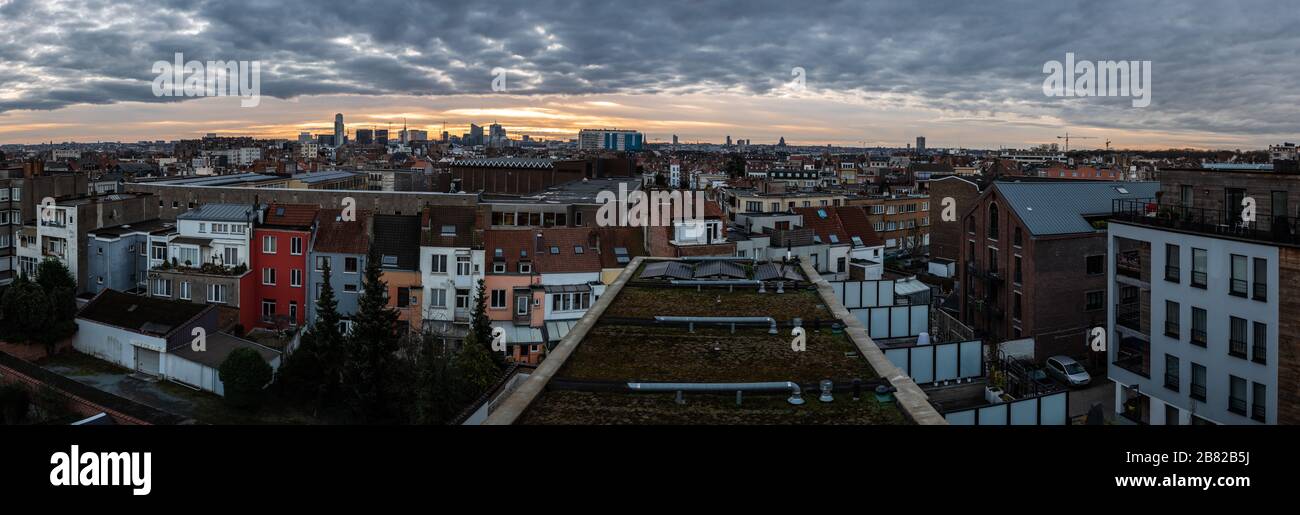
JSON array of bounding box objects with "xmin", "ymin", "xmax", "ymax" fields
[
  {"xmin": 315, "ymin": 256, "xmax": 332, "ymax": 271},
  {"xmin": 343, "ymin": 284, "xmax": 358, "ymax": 293},
  {"xmin": 519, "ymin": 262, "xmax": 532, "ymax": 274},
  {"xmin": 223, "ymin": 247, "xmax": 240, "ymax": 266},
  {"xmin": 179, "ymin": 281, "xmax": 191, "ymax": 300},
  {"xmin": 262, "ymin": 300, "xmax": 276, "ymax": 322},
  {"xmin": 397, "ymin": 288, "xmax": 417, "ymax": 308},
  {"xmin": 1013, "ymin": 226, "xmax": 1022, "ymax": 246},
  {"xmin": 177, "ymin": 246, "xmax": 199, "ymax": 266},
  {"xmin": 289, "ymin": 301, "xmax": 298, "ymax": 325},
  {"xmin": 428, "ymin": 288, "xmax": 446, "ymax": 308},
  {"xmin": 987, "ymin": 204, "xmax": 999, "ymax": 239},
  {"xmin": 152, "ymin": 278, "xmax": 171, "ymax": 297},
  {"xmin": 1252, "ymin": 321, "xmax": 1267, "ymax": 364},
  {"xmin": 966, "ymin": 216, "xmax": 975, "ymax": 234},
  {"xmin": 1229, "ymin": 254, "xmax": 1247, "ymax": 297},
  {"xmin": 430, "ymin": 254, "xmax": 447, "ymax": 274},
  {"xmin": 1085, "ymin": 291, "xmax": 1104, "ymax": 311},
  {"xmin": 263, "ymin": 235, "xmax": 277, "ymax": 254},
  {"xmin": 1190, "ymin": 363, "xmax": 1206, "ymax": 402},
  {"xmin": 1165, "ymin": 244, "xmax": 1180, "ymax": 282},
  {"xmin": 1086, "ymin": 255, "xmax": 1104, "ymax": 275},
  {"xmin": 262, "ymin": 268, "xmax": 276, "ymax": 285},
  {"xmin": 552, "ymin": 292, "xmax": 592, "ymax": 312},
  {"xmin": 1191, "ymin": 307, "xmax": 1207, "ymax": 346},
  {"xmin": 1191, "ymin": 248, "xmax": 1207, "ymax": 288},
  {"xmin": 1252, "ymin": 257, "xmax": 1267, "ymax": 301},
  {"xmin": 291, "ymin": 237, "xmax": 303, "ymax": 255},
  {"xmin": 151, "ymin": 242, "xmax": 168, "ymax": 261},
  {"xmin": 1013, "ymin": 255, "xmax": 1022, "ymax": 283},
  {"xmin": 490, "ymin": 289, "xmax": 506, "ymax": 309},
  {"xmin": 1228, "ymin": 316, "xmax": 1248, "ymax": 358},
  {"xmin": 1164, "ymin": 301, "xmax": 1180, "ymax": 338},
  {"xmin": 515, "ymin": 295, "xmax": 529, "ymax": 316},
  {"xmin": 1252, "ymin": 382, "xmax": 1267, "ymax": 422},
  {"xmin": 455, "ymin": 289, "xmax": 471, "ymax": 310},
  {"xmin": 1164, "ymin": 354, "xmax": 1179, "ymax": 392},
  {"xmin": 456, "ymin": 255, "xmax": 471, "ymax": 275},
  {"xmin": 1013, "ymin": 292, "xmax": 1022, "ymax": 320},
  {"xmin": 493, "ymin": 262, "xmax": 506, "ymax": 273},
  {"xmin": 1228, "ymin": 375, "xmax": 1247, "ymax": 415},
  {"xmin": 344, "ymin": 257, "xmax": 358, "ymax": 273},
  {"xmin": 291, "ymin": 269, "xmax": 302, "ymax": 287},
  {"xmin": 207, "ymin": 284, "xmax": 227, "ymax": 303}
]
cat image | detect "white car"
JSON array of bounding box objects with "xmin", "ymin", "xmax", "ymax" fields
[{"xmin": 1045, "ymin": 356, "xmax": 1091, "ymax": 387}]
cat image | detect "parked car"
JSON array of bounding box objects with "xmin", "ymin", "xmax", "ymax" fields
[
  {"xmin": 1027, "ymin": 368, "xmax": 1059, "ymax": 391},
  {"xmin": 1045, "ymin": 356, "xmax": 1091, "ymax": 387}
]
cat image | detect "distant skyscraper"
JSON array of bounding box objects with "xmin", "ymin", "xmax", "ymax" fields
[
  {"xmin": 488, "ymin": 123, "xmax": 506, "ymax": 146},
  {"xmin": 375, "ymin": 129, "xmax": 389, "ymax": 145},
  {"xmin": 578, "ymin": 128, "xmax": 643, "ymax": 151},
  {"xmin": 298, "ymin": 132, "xmax": 312, "ymax": 143},
  {"xmin": 726, "ymin": 135, "xmax": 732, "ymax": 146},
  {"xmin": 333, "ymin": 113, "xmax": 344, "ymax": 147},
  {"xmin": 778, "ymin": 137, "xmax": 786, "ymax": 146},
  {"xmin": 469, "ymin": 124, "xmax": 484, "ymax": 146},
  {"xmin": 356, "ymin": 128, "xmax": 374, "ymax": 145},
  {"xmin": 672, "ymin": 134, "xmax": 679, "ymax": 145},
  {"xmin": 916, "ymin": 136, "xmax": 926, "ymax": 153}
]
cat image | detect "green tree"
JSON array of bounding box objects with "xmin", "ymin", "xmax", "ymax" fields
[
  {"xmin": 341, "ymin": 251, "xmax": 401, "ymax": 421},
  {"xmin": 451, "ymin": 280, "xmax": 501, "ymax": 404},
  {"xmin": 0, "ymin": 275, "xmax": 50, "ymax": 344},
  {"xmin": 33, "ymin": 259, "xmax": 78, "ymax": 354},
  {"xmin": 277, "ymin": 262, "xmax": 346, "ymax": 409},
  {"xmin": 218, "ymin": 347, "xmax": 273, "ymax": 409}
]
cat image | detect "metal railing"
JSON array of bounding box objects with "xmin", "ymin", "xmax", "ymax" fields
[
  {"xmin": 1190, "ymin": 383, "xmax": 1206, "ymax": 401},
  {"xmin": 1253, "ymin": 282, "xmax": 1267, "ymax": 301},
  {"xmin": 1116, "ymin": 302, "xmax": 1142, "ymax": 332},
  {"xmin": 1191, "ymin": 329, "xmax": 1207, "ymax": 347},
  {"xmin": 1230, "ymin": 278, "xmax": 1248, "ymax": 297},
  {"xmin": 1164, "ymin": 373, "xmax": 1179, "ymax": 391},
  {"xmin": 1112, "ymin": 198, "xmax": 1300, "ymax": 246},
  {"xmin": 1229, "ymin": 338, "xmax": 1247, "ymax": 358},
  {"xmin": 1229, "ymin": 397, "xmax": 1247, "ymax": 415},
  {"xmin": 1165, "ymin": 265, "xmax": 1180, "ymax": 282}
]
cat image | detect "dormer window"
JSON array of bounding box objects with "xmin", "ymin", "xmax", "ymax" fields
[
  {"xmin": 519, "ymin": 262, "xmax": 532, "ymax": 274},
  {"xmin": 441, "ymin": 225, "xmax": 456, "ymax": 236},
  {"xmin": 382, "ymin": 255, "xmax": 398, "ymax": 268}
]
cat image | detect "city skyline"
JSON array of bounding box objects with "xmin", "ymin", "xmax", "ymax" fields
[{"xmin": 1, "ymin": 0, "xmax": 1297, "ymax": 150}]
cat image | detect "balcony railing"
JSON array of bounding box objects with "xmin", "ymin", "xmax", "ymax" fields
[
  {"xmin": 1164, "ymin": 321, "xmax": 1180, "ymax": 338},
  {"xmin": 1252, "ymin": 404, "xmax": 1266, "ymax": 422},
  {"xmin": 1164, "ymin": 373, "xmax": 1179, "ymax": 391},
  {"xmin": 1116, "ymin": 303, "xmax": 1142, "ymax": 332},
  {"xmin": 1229, "ymin": 397, "xmax": 1247, "ymax": 415},
  {"xmin": 1112, "ymin": 198, "xmax": 1300, "ymax": 246},
  {"xmin": 1191, "ymin": 329, "xmax": 1207, "ymax": 347},
  {"xmin": 1117, "ymin": 250, "xmax": 1142, "ymax": 279},
  {"xmin": 1253, "ymin": 282, "xmax": 1267, "ymax": 301},
  {"xmin": 1253, "ymin": 343, "xmax": 1267, "ymax": 364},
  {"xmin": 1164, "ymin": 265, "xmax": 1180, "ymax": 282},
  {"xmin": 1230, "ymin": 278, "xmax": 1248, "ymax": 297},
  {"xmin": 1191, "ymin": 271, "xmax": 1208, "ymax": 288},
  {"xmin": 1229, "ymin": 338, "xmax": 1247, "ymax": 358},
  {"xmin": 1190, "ymin": 383, "xmax": 1206, "ymax": 401},
  {"xmin": 1113, "ymin": 351, "xmax": 1149, "ymax": 378}
]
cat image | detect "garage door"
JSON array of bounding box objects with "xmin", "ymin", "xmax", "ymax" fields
[{"xmin": 134, "ymin": 347, "xmax": 161, "ymax": 376}]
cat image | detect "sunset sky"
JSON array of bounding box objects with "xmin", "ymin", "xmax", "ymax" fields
[{"xmin": 1, "ymin": 0, "xmax": 1297, "ymax": 150}]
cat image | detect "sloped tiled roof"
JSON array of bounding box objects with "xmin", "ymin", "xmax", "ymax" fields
[
  {"xmin": 592, "ymin": 226, "xmax": 646, "ymax": 269},
  {"xmin": 533, "ymin": 227, "xmax": 602, "ymax": 274},
  {"xmin": 421, "ymin": 205, "xmax": 478, "ymax": 248},
  {"xmin": 834, "ymin": 206, "xmax": 885, "ymax": 247},
  {"xmin": 371, "ymin": 214, "xmax": 422, "ymax": 270},
  {"xmin": 177, "ymin": 203, "xmax": 257, "ymax": 223},
  {"xmin": 314, "ymin": 208, "xmax": 372, "ymax": 254},
  {"xmin": 260, "ymin": 203, "xmax": 319, "ymax": 230},
  {"xmin": 993, "ymin": 181, "xmax": 1159, "ymax": 236},
  {"xmin": 791, "ymin": 206, "xmax": 884, "ymax": 248},
  {"xmin": 484, "ymin": 229, "xmax": 535, "ymax": 274}
]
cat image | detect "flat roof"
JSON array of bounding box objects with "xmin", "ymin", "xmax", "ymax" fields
[{"xmin": 515, "ymin": 266, "xmax": 906, "ymax": 424}]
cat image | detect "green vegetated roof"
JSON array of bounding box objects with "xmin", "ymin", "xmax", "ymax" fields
[{"xmin": 518, "ymin": 390, "xmax": 909, "ymax": 425}]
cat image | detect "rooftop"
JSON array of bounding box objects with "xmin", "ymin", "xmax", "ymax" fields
[
  {"xmin": 78, "ymin": 289, "xmax": 212, "ymax": 338},
  {"xmin": 371, "ymin": 214, "xmax": 422, "ymax": 270},
  {"xmin": 452, "ymin": 157, "xmax": 554, "ymax": 169},
  {"xmin": 514, "ymin": 261, "xmax": 906, "ymax": 425},
  {"xmin": 176, "ymin": 203, "xmax": 258, "ymax": 223},
  {"xmin": 313, "ymin": 208, "xmax": 371, "ymax": 254},
  {"xmin": 483, "ymin": 176, "xmax": 642, "ymax": 205},
  {"xmin": 993, "ymin": 180, "xmax": 1159, "ymax": 236},
  {"xmin": 259, "ymin": 203, "xmax": 319, "ymax": 230},
  {"xmin": 169, "ymin": 332, "xmax": 280, "ymax": 367}
]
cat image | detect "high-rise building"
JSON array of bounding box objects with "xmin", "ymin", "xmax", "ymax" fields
[
  {"xmin": 672, "ymin": 134, "xmax": 679, "ymax": 145},
  {"xmin": 578, "ymin": 129, "xmax": 643, "ymax": 151},
  {"xmin": 356, "ymin": 129, "xmax": 374, "ymax": 145},
  {"xmin": 916, "ymin": 136, "xmax": 926, "ymax": 153},
  {"xmin": 778, "ymin": 137, "xmax": 786, "ymax": 147},
  {"xmin": 333, "ymin": 113, "xmax": 345, "ymax": 148},
  {"xmin": 726, "ymin": 135, "xmax": 732, "ymax": 146},
  {"xmin": 375, "ymin": 129, "xmax": 389, "ymax": 145},
  {"xmin": 469, "ymin": 124, "xmax": 484, "ymax": 146},
  {"xmin": 488, "ymin": 123, "xmax": 506, "ymax": 146},
  {"xmin": 298, "ymin": 132, "xmax": 313, "ymax": 143}
]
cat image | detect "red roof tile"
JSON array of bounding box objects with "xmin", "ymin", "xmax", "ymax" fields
[
  {"xmin": 313, "ymin": 208, "xmax": 372, "ymax": 254},
  {"xmin": 261, "ymin": 203, "xmax": 319, "ymax": 230}
]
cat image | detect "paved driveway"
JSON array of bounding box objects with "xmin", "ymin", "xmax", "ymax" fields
[
  {"xmin": 44, "ymin": 362, "xmax": 198, "ymax": 418},
  {"xmin": 1069, "ymin": 378, "xmax": 1115, "ymax": 421}
]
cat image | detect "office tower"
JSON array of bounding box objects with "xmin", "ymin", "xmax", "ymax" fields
[
  {"xmin": 356, "ymin": 129, "xmax": 374, "ymax": 145},
  {"xmin": 375, "ymin": 129, "xmax": 389, "ymax": 145},
  {"xmin": 917, "ymin": 136, "xmax": 926, "ymax": 153},
  {"xmin": 333, "ymin": 113, "xmax": 344, "ymax": 148}
]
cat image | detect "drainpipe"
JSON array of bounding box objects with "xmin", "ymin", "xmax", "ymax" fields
[
  {"xmin": 654, "ymin": 315, "xmax": 778, "ymax": 334},
  {"xmin": 626, "ymin": 381, "xmax": 805, "ymax": 405}
]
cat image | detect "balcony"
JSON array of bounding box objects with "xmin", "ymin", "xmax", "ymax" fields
[
  {"xmin": 1116, "ymin": 250, "xmax": 1142, "ymax": 279},
  {"xmin": 1116, "ymin": 302, "xmax": 1142, "ymax": 332},
  {"xmin": 1112, "ymin": 198, "xmax": 1300, "ymax": 246},
  {"xmin": 1113, "ymin": 336, "xmax": 1150, "ymax": 378}
]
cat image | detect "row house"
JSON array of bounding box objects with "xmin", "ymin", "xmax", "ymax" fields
[
  {"xmin": 86, "ymin": 219, "xmax": 176, "ymax": 295},
  {"xmin": 371, "ymin": 214, "xmax": 424, "ymax": 333},
  {"xmin": 729, "ymin": 208, "xmax": 884, "ymax": 280},
  {"xmin": 252, "ymin": 204, "xmax": 319, "ymax": 330},
  {"xmin": 420, "ymin": 205, "xmax": 484, "ymax": 345},
  {"xmin": 307, "ymin": 208, "xmax": 372, "ymax": 332},
  {"xmin": 844, "ymin": 193, "xmax": 931, "ymax": 256},
  {"xmin": 146, "ymin": 203, "xmax": 258, "ymax": 331},
  {"xmin": 15, "ymin": 193, "xmax": 155, "ymax": 292}
]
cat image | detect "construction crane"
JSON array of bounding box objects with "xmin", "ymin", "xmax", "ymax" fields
[
  {"xmin": 1105, "ymin": 139, "xmax": 1112, "ymax": 151},
  {"xmin": 1057, "ymin": 133, "xmax": 1098, "ymax": 152}
]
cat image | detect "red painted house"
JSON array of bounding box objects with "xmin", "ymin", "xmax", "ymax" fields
[{"xmin": 251, "ymin": 204, "xmax": 319, "ymax": 329}]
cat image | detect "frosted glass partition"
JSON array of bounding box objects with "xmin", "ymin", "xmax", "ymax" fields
[
  {"xmin": 1040, "ymin": 391, "xmax": 1068, "ymax": 425},
  {"xmin": 943, "ymin": 390, "xmax": 1070, "ymax": 425}
]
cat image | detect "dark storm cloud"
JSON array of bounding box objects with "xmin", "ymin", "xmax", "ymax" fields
[{"xmin": 1, "ymin": 0, "xmax": 1298, "ymax": 136}]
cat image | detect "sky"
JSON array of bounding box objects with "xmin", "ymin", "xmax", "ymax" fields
[{"xmin": 1, "ymin": 0, "xmax": 1297, "ymax": 150}]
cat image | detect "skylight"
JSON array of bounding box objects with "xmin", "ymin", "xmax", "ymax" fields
[{"xmin": 441, "ymin": 224, "xmax": 456, "ymax": 236}]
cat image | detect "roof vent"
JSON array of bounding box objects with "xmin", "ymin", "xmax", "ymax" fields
[{"xmin": 819, "ymin": 380, "xmax": 834, "ymax": 402}]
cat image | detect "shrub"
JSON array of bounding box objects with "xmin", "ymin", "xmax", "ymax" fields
[
  {"xmin": 218, "ymin": 348, "xmax": 273, "ymax": 409},
  {"xmin": 0, "ymin": 385, "xmax": 31, "ymax": 425}
]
